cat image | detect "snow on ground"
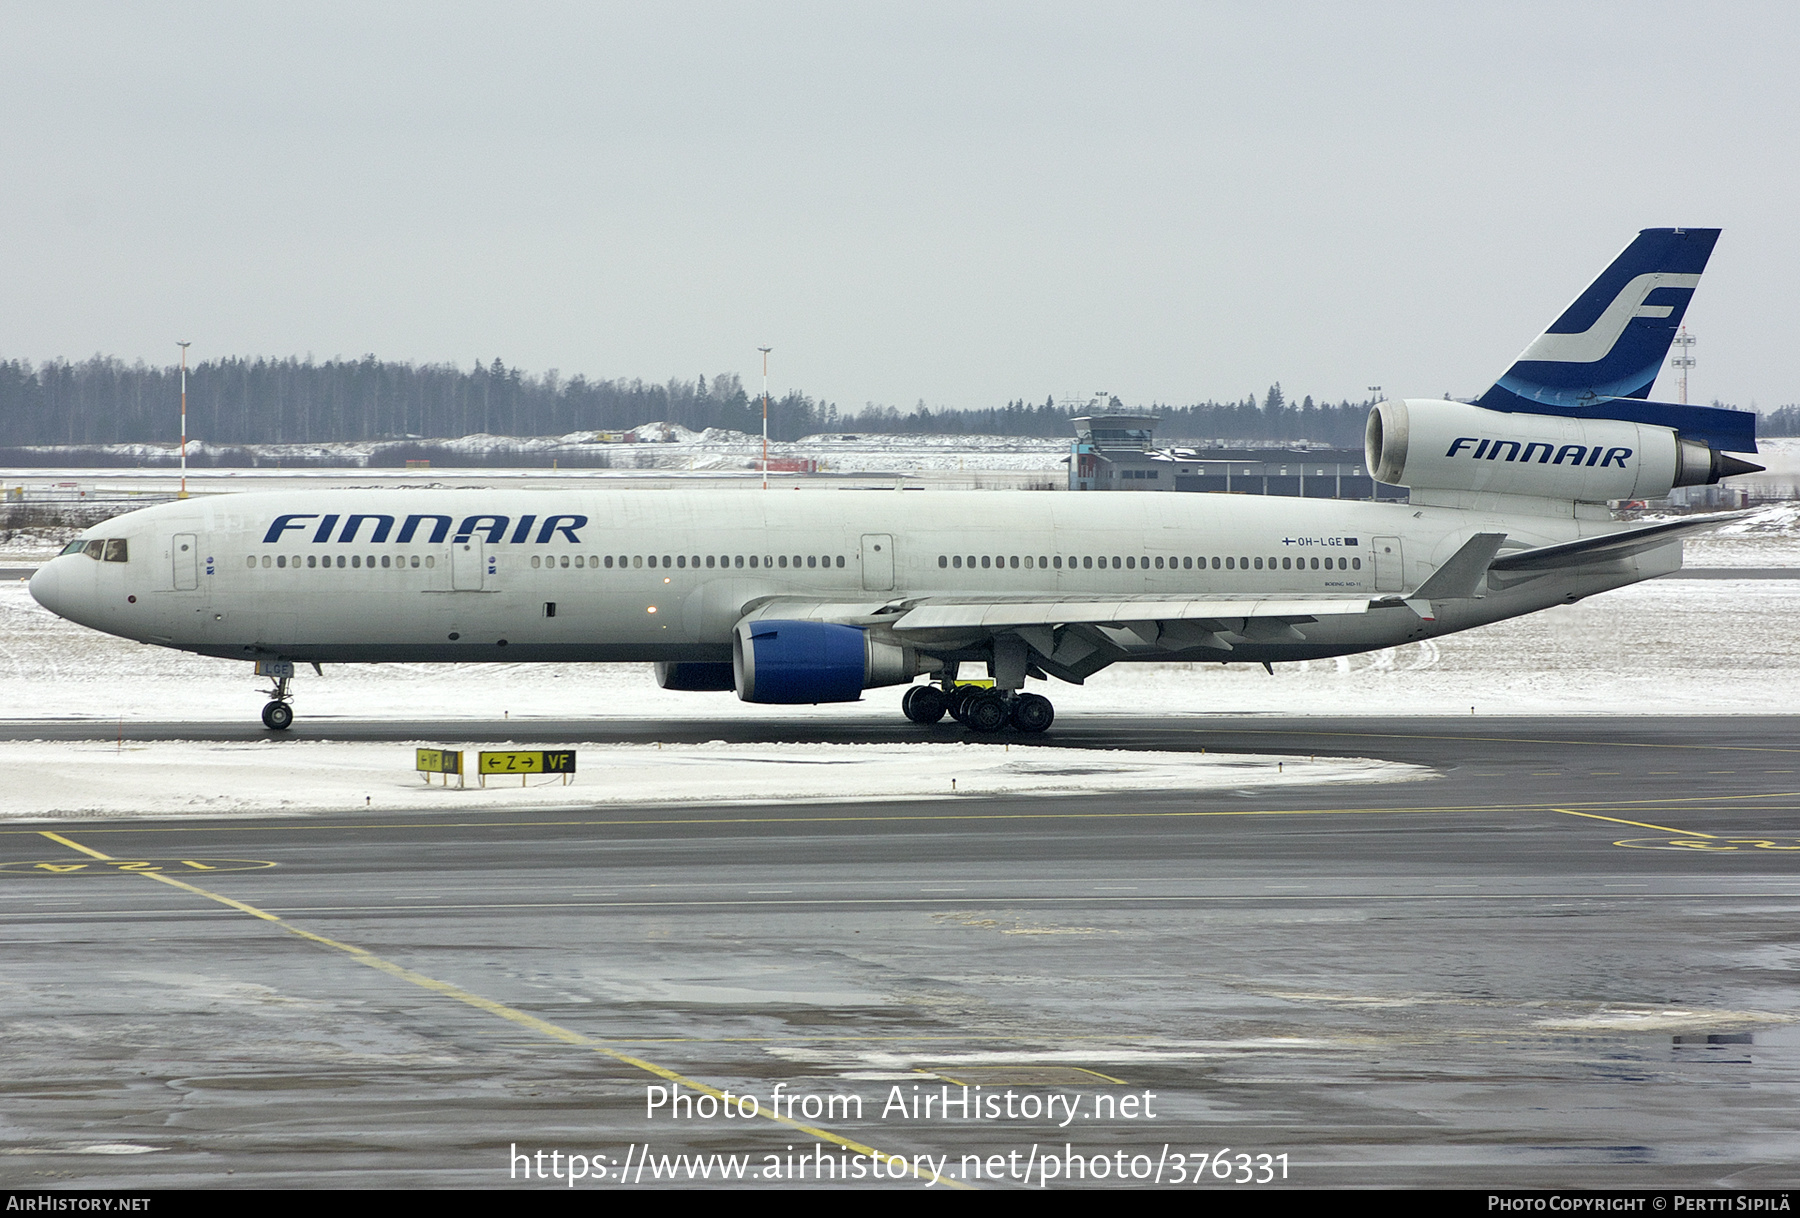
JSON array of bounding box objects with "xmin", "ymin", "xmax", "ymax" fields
[
  {"xmin": 0, "ymin": 739, "xmax": 1417, "ymax": 821},
  {"xmin": 1, "ymin": 564, "xmax": 1797, "ymax": 736},
  {"xmin": 0, "ymin": 427, "xmax": 1074, "ymax": 477},
  {"xmin": 4, "ymin": 489, "xmax": 1796, "ymax": 820},
  {"xmin": 0, "ymin": 527, "xmax": 79, "ymax": 561},
  {"xmin": 1680, "ymin": 501, "xmax": 1800, "ymax": 566}
]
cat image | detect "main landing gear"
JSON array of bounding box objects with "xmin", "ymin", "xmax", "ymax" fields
[
  {"xmin": 901, "ymin": 683, "xmax": 1054, "ymax": 734},
  {"xmin": 256, "ymin": 660, "xmax": 296, "ymax": 731}
]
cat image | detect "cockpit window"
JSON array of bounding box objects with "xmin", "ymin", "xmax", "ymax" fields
[
  {"xmin": 103, "ymin": 539, "xmax": 128, "ymax": 562},
  {"xmin": 59, "ymin": 540, "xmax": 88, "ymax": 557}
]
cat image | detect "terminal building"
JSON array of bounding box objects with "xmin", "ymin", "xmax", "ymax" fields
[{"xmin": 1068, "ymin": 414, "xmax": 1406, "ymax": 501}]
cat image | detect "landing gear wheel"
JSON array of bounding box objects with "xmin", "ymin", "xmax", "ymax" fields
[
  {"xmin": 262, "ymin": 701, "xmax": 293, "ymax": 731},
  {"xmin": 902, "ymin": 685, "xmax": 949, "ymax": 724},
  {"xmin": 949, "ymin": 688, "xmax": 976, "ymax": 725},
  {"xmin": 1011, "ymin": 693, "xmax": 1054, "ymax": 733},
  {"xmin": 966, "ymin": 692, "xmax": 1009, "ymax": 733}
]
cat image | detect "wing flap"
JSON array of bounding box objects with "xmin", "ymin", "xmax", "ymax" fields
[{"xmin": 892, "ymin": 596, "xmax": 1374, "ymax": 632}]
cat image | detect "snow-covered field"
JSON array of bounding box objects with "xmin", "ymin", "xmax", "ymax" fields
[
  {"xmin": 0, "ymin": 739, "xmax": 1417, "ymax": 821},
  {"xmin": 0, "ymin": 570, "xmax": 1791, "ymax": 726},
  {"xmin": 1673, "ymin": 500, "xmax": 1800, "ymax": 565},
  {"xmin": 3, "ymin": 472, "xmax": 1796, "ymax": 821},
  {"xmin": 4, "ymin": 496, "xmax": 1798, "ymax": 727},
  {"xmin": 0, "ymin": 423, "xmax": 1074, "ymax": 479},
  {"xmin": 1, "ymin": 553, "xmax": 1797, "ymax": 820}
]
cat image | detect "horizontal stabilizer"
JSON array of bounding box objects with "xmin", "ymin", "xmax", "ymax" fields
[
  {"xmin": 1474, "ymin": 395, "xmax": 1758, "ymax": 455},
  {"xmin": 1488, "ymin": 512, "xmax": 1753, "ymax": 573}
]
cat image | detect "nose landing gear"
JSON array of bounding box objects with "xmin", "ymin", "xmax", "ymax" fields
[{"xmin": 255, "ymin": 660, "xmax": 295, "ymax": 731}]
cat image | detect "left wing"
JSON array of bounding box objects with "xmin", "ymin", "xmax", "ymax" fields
[{"xmin": 738, "ymin": 591, "xmax": 1386, "ymax": 683}]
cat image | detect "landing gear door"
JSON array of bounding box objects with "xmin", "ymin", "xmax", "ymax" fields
[
  {"xmin": 861, "ymin": 534, "xmax": 894, "ymax": 591},
  {"xmin": 1373, "ymin": 536, "xmax": 1403, "ymax": 593},
  {"xmin": 172, "ymin": 533, "xmax": 200, "ymax": 591},
  {"xmin": 451, "ymin": 539, "xmax": 485, "ymax": 590}
]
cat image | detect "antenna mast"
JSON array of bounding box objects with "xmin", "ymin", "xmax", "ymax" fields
[
  {"xmin": 1670, "ymin": 326, "xmax": 1696, "ymax": 405},
  {"xmin": 177, "ymin": 341, "xmax": 192, "ymax": 499},
  {"xmin": 758, "ymin": 347, "xmax": 772, "ymax": 490}
]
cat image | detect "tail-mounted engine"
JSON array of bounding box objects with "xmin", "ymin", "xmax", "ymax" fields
[{"xmin": 1366, "ymin": 398, "xmax": 1759, "ymax": 504}]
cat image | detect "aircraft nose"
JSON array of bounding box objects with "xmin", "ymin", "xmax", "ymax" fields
[{"xmin": 28, "ymin": 561, "xmax": 65, "ymax": 618}]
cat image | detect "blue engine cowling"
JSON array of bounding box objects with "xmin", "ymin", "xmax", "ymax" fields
[{"xmin": 732, "ymin": 619, "xmax": 927, "ymax": 703}]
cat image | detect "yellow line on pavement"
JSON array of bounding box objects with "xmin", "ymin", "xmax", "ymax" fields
[
  {"xmin": 39, "ymin": 831, "xmax": 112, "ymax": 859},
  {"xmin": 1550, "ymin": 810, "xmax": 1715, "ymax": 838},
  {"xmin": 14, "ymin": 790, "xmax": 1800, "ymax": 841},
  {"xmin": 37, "ymin": 830, "xmax": 963, "ymax": 1189}
]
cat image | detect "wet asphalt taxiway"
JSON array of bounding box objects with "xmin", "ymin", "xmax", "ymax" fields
[{"xmin": 2, "ymin": 714, "xmax": 1798, "ymax": 1190}]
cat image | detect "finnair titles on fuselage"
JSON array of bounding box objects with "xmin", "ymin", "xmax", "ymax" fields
[{"xmin": 29, "ymin": 228, "xmax": 1761, "ymax": 732}]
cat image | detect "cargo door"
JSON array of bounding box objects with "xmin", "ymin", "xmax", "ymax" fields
[
  {"xmin": 1373, "ymin": 536, "xmax": 1403, "ymax": 593},
  {"xmin": 861, "ymin": 534, "xmax": 894, "ymax": 591},
  {"xmin": 451, "ymin": 539, "xmax": 485, "ymax": 590},
  {"xmin": 172, "ymin": 533, "xmax": 199, "ymax": 591}
]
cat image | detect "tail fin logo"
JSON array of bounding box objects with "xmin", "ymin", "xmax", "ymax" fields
[{"xmin": 1517, "ymin": 272, "xmax": 1701, "ymax": 366}]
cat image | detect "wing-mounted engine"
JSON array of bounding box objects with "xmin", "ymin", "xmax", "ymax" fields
[
  {"xmin": 1366, "ymin": 398, "xmax": 1760, "ymax": 506},
  {"xmin": 731, "ymin": 619, "xmax": 939, "ymax": 704}
]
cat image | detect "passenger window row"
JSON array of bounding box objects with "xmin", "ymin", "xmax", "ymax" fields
[
  {"xmin": 244, "ymin": 550, "xmax": 1360, "ymax": 574},
  {"xmin": 550, "ymin": 555, "xmax": 848, "ymax": 570},
  {"xmin": 247, "ymin": 554, "xmax": 435, "ymax": 569},
  {"xmin": 936, "ymin": 553, "xmax": 1362, "ymax": 572}
]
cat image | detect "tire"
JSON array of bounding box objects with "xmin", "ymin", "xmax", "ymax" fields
[
  {"xmin": 1011, "ymin": 693, "xmax": 1054, "ymax": 733},
  {"xmin": 263, "ymin": 701, "xmax": 293, "ymax": 731},
  {"xmin": 901, "ymin": 685, "xmax": 922, "ymax": 721},
  {"xmin": 966, "ymin": 692, "xmax": 1009, "ymax": 733},
  {"xmin": 949, "ymin": 689, "xmax": 974, "ymax": 725},
  {"xmin": 908, "ymin": 685, "xmax": 949, "ymax": 724}
]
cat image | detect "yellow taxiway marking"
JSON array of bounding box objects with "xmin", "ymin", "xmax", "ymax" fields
[
  {"xmin": 1614, "ymin": 837, "xmax": 1800, "ymax": 852},
  {"xmin": 40, "ymin": 831, "xmax": 112, "ymax": 859},
  {"xmin": 1210, "ymin": 727, "xmax": 1800, "ymax": 757},
  {"xmin": 1328, "ymin": 803, "xmax": 1800, "ymax": 856},
  {"xmin": 12, "ymin": 787, "xmax": 1800, "ymax": 841},
  {"xmin": 1551, "ymin": 810, "xmax": 1713, "ymax": 838},
  {"xmin": 0, "ymin": 857, "xmax": 276, "ymax": 876},
  {"xmin": 36, "ymin": 830, "xmax": 963, "ymax": 1190}
]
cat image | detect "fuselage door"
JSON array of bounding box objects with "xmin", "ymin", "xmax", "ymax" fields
[
  {"xmin": 1373, "ymin": 536, "xmax": 1403, "ymax": 593},
  {"xmin": 452, "ymin": 539, "xmax": 485, "ymax": 590},
  {"xmin": 172, "ymin": 533, "xmax": 199, "ymax": 591},
  {"xmin": 861, "ymin": 534, "xmax": 894, "ymax": 591}
]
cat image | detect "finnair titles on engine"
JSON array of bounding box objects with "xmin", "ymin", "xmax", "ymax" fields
[{"xmin": 29, "ymin": 228, "xmax": 1762, "ymax": 733}]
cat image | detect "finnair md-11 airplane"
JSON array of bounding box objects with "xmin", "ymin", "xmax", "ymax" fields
[{"xmin": 29, "ymin": 228, "xmax": 1761, "ymax": 732}]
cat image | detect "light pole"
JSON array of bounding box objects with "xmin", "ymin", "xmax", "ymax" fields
[
  {"xmin": 758, "ymin": 347, "xmax": 772, "ymax": 490},
  {"xmin": 177, "ymin": 341, "xmax": 192, "ymax": 499}
]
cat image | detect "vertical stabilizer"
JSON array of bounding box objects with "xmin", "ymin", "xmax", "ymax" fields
[{"xmin": 1478, "ymin": 228, "xmax": 1720, "ymax": 412}]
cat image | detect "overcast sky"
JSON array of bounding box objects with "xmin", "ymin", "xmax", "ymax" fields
[{"xmin": 3, "ymin": 2, "xmax": 1796, "ymax": 414}]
